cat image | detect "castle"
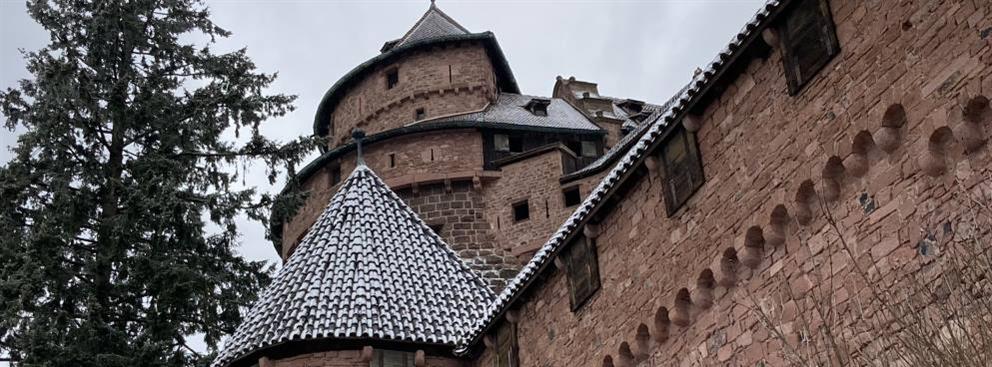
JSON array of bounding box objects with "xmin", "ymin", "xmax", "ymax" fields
[{"xmin": 213, "ymin": 0, "xmax": 992, "ymax": 366}]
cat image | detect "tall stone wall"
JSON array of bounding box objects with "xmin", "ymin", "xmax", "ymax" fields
[
  {"xmin": 327, "ymin": 43, "xmax": 497, "ymax": 146},
  {"xmin": 473, "ymin": 0, "xmax": 992, "ymax": 365}
]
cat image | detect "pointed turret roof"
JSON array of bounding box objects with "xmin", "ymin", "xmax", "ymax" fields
[
  {"xmin": 382, "ymin": 2, "xmax": 470, "ymax": 52},
  {"xmin": 213, "ymin": 165, "xmax": 495, "ymax": 367}
]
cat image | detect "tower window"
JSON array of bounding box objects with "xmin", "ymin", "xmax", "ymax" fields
[
  {"xmin": 415, "ymin": 108, "xmax": 426, "ymax": 120},
  {"xmin": 660, "ymin": 127, "xmax": 704, "ymax": 215},
  {"xmin": 524, "ymin": 98, "xmax": 551, "ymax": 116},
  {"xmin": 388, "ymin": 153, "xmax": 396, "ymax": 168},
  {"xmin": 494, "ymin": 134, "xmax": 523, "ymax": 153},
  {"xmin": 563, "ymin": 234, "xmax": 600, "ymax": 310},
  {"xmin": 371, "ymin": 349, "xmax": 414, "ymax": 367},
  {"xmin": 580, "ymin": 141, "xmax": 597, "ymax": 157},
  {"xmin": 386, "ymin": 68, "xmax": 399, "ymax": 89},
  {"xmin": 562, "ymin": 186, "xmax": 581, "ymax": 207},
  {"xmin": 512, "ymin": 200, "xmax": 529, "ymax": 222},
  {"xmin": 779, "ymin": 0, "xmax": 839, "ymax": 94}
]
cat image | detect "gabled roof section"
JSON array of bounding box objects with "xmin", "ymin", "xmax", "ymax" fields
[
  {"xmin": 215, "ymin": 165, "xmax": 495, "ymax": 367},
  {"xmin": 383, "ymin": 2, "xmax": 471, "ymax": 52},
  {"xmin": 432, "ymin": 93, "xmax": 603, "ymax": 132}
]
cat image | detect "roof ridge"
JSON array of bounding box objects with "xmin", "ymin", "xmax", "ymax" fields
[{"xmin": 393, "ymin": 3, "xmax": 470, "ymax": 50}]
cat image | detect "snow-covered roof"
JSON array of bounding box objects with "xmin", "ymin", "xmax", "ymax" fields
[
  {"xmin": 458, "ymin": 0, "xmax": 785, "ymax": 352},
  {"xmin": 213, "ymin": 164, "xmax": 495, "ymax": 367},
  {"xmin": 432, "ymin": 93, "xmax": 603, "ymax": 132}
]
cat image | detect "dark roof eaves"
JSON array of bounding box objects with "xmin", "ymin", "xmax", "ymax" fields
[{"xmin": 312, "ymin": 32, "xmax": 520, "ymax": 139}]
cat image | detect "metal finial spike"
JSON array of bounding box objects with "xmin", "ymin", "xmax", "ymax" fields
[{"xmin": 352, "ymin": 128, "xmax": 367, "ymax": 166}]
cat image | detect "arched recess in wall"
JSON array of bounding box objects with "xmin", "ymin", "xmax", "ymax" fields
[
  {"xmin": 876, "ymin": 103, "xmax": 907, "ymax": 153},
  {"xmin": 959, "ymin": 95, "xmax": 989, "ymax": 152},
  {"xmin": 766, "ymin": 205, "xmax": 790, "ymax": 247},
  {"xmin": 695, "ymin": 269, "xmax": 716, "ymax": 309},
  {"xmin": 634, "ymin": 324, "xmax": 651, "ymax": 362},
  {"xmin": 848, "ymin": 131, "xmax": 877, "ymax": 178},
  {"xmin": 742, "ymin": 226, "xmax": 765, "ymax": 268},
  {"xmin": 820, "ymin": 156, "xmax": 846, "ymax": 202},
  {"xmin": 718, "ymin": 248, "xmax": 739, "ymax": 287},
  {"xmin": 617, "ymin": 342, "xmax": 635, "ymax": 367},
  {"xmin": 921, "ymin": 127, "xmax": 956, "ymax": 177},
  {"xmin": 795, "ymin": 180, "xmax": 817, "ymax": 225},
  {"xmin": 602, "ymin": 355, "xmax": 615, "ymax": 367},
  {"xmin": 672, "ymin": 288, "xmax": 692, "ymax": 327},
  {"xmin": 653, "ymin": 307, "xmax": 671, "ymax": 344}
]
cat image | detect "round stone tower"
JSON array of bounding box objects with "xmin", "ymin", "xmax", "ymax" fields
[{"xmin": 272, "ymin": 3, "xmax": 606, "ymax": 291}]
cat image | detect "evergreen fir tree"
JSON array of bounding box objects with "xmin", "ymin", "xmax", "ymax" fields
[{"xmin": 0, "ymin": 1, "xmax": 314, "ymax": 366}]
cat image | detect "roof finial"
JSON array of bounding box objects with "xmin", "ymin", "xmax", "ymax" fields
[
  {"xmin": 430, "ymin": 0, "xmax": 436, "ymax": 6},
  {"xmin": 352, "ymin": 128, "xmax": 367, "ymax": 166}
]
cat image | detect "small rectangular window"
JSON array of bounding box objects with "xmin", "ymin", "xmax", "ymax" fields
[
  {"xmin": 779, "ymin": 0, "xmax": 839, "ymax": 95},
  {"xmin": 329, "ymin": 165, "xmax": 342, "ymax": 186},
  {"xmin": 563, "ymin": 234, "xmax": 600, "ymax": 310},
  {"xmin": 660, "ymin": 127, "xmax": 704, "ymax": 215},
  {"xmin": 512, "ymin": 200, "xmax": 529, "ymax": 222},
  {"xmin": 493, "ymin": 322, "xmax": 519, "ymax": 367},
  {"xmin": 508, "ymin": 136, "xmax": 524, "ymax": 153},
  {"xmin": 562, "ymin": 186, "xmax": 581, "ymax": 207},
  {"xmin": 386, "ymin": 68, "xmax": 399, "ymax": 90},
  {"xmin": 415, "ymin": 108, "xmax": 426, "ymax": 120},
  {"xmin": 388, "ymin": 153, "xmax": 396, "ymax": 168},
  {"xmin": 371, "ymin": 350, "xmax": 414, "ymax": 367},
  {"xmin": 580, "ymin": 141, "xmax": 597, "ymax": 157},
  {"xmin": 494, "ymin": 134, "xmax": 510, "ymax": 152}
]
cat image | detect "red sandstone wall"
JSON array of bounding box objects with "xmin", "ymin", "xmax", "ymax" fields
[
  {"xmin": 327, "ymin": 43, "xmax": 497, "ymax": 146},
  {"xmin": 475, "ymin": 1, "xmax": 992, "ymax": 366},
  {"xmin": 267, "ymin": 350, "xmax": 463, "ymax": 367},
  {"xmin": 281, "ymin": 130, "xmax": 484, "ymax": 256},
  {"xmin": 485, "ymin": 149, "xmax": 590, "ymax": 260}
]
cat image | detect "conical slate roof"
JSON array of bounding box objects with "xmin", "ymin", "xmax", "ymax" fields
[
  {"xmin": 212, "ymin": 165, "xmax": 496, "ymax": 367},
  {"xmin": 383, "ymin": 2, "xmax": 470, "ymax": 52}
]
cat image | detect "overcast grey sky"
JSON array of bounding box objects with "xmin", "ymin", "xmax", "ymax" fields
[{"xmin": 1, "ymin": 0, "xmax": 765, "ymax": 269}]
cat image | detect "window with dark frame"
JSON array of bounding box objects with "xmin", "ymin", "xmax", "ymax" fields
[
  {"xmin": 659, "ymin": 127, "xmax": 704, "ymax": 215},
  {"xmin": 494, "ymin": 134, "xmax": 510, "ymax": 152},
  {"xmin": 386, "ymin": 68, "xmax": 399, "ymax": 90},
  {"xmin": 329, "ymin": 165, "xmax": 342, "ymax": 186},
  {"xmin": 415, "ymin": 108, "xmax": 426, "ymax": 120},
  {"xmin": 779, "ymin": 0, "xmax": 839, "ymax": 95},
  {"xmin": 371, "ymin": 349, "xmax": 414, "ymax": 367},
  {"xmin": 580, "ymin": 141, "xmax": 598, "ymax": 157},
  {"xmin": 562, "ymin": 186, "xmax": 581, "ymax": 207},
  {"xmin": 512, "ymin": 200, "xmax": 529, "ymax": 222},
  {"xmin": 562, "ymin": 234, "xmax": 600, "ymax": 310},
  {"xmin": 493, "ymin": 322, "xmax": 519, "ymax": 367}
]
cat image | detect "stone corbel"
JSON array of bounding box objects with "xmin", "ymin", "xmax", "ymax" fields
[
  {"xmin": 583, "ymin": 223, "xmax": 600, "ymax": 239},
  {"xmin": 414, "ymin": 350, "xmax": 426, "ymax": 367},
  {"xmin": 682, "ymin": 114, "xmax": 703, "ymax": 133},
  {"xmin": 761, "ymin": 27, "xmax": 779, "ymax": 48},
  {"xmin": 360, "ymin": 346, "xmax": 374, "ymax": 362},
  {"xmin": 505, "ymin": 310, "xmax": 520, "ymax": 324}
]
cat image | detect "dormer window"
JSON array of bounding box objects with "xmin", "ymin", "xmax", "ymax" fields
[
  {"xmin": 524, "ymin": 98, "xmax": 551, "ymax": 116},
  {"xmin": 386, "ymin": 68, "xmax": 399, "ymax": 90},
  {"xmin": 617, "ymin": 99, "xmax": 645, "ymax": 114}
]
